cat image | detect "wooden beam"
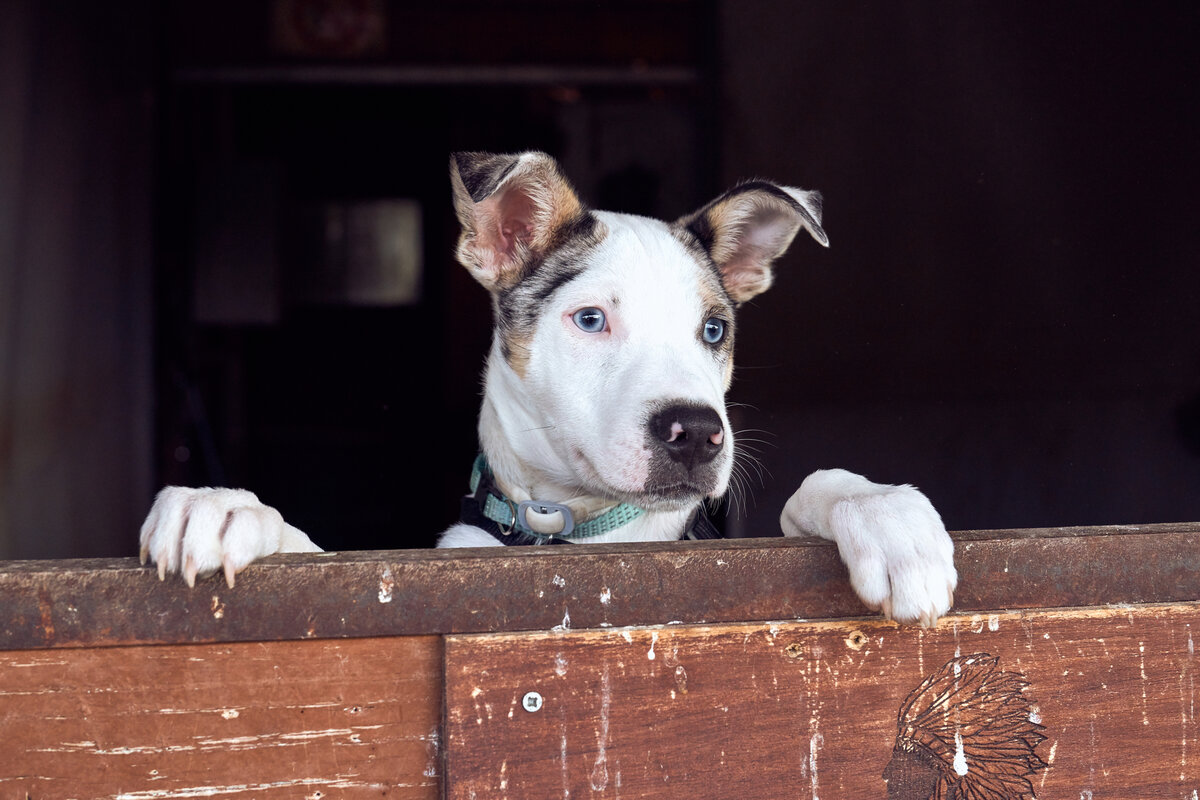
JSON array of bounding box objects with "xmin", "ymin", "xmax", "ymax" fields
[
  {"xmin": 2, "ymin": 523, "xmax": 1198, "ymax": 649},
  {"xmin": 443, "ymin": 604, "xmax": 1200, "ymax": 799},
  {"xmin": 0, "ymin": 636, "xmax": 442, "ymax": 799}
]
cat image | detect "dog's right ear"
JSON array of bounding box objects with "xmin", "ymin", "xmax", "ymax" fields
[
  {"xmin": 450, "ymin": 151, "xmax": 585, "ymax": 291},
  {"xmin": 677, "ymin": 181, "xmax": 829, "ymax": 304}
]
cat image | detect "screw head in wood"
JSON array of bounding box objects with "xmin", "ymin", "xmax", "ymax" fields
[{"xmin": 522, "ymin": 691, "xmax": 543, "ymax": 712}]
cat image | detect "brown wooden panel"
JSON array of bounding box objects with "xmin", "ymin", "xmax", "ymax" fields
[
  {"xmin": 4, "ymin": 523, "xmax": 1199, "ymax": 649},
  {"xmin": 0, "ymin": 636, "xmax": 441, "ymax": 798},
  {"xmin": 444, "ymin": 605, "xmax": 1200, "ymax": 799}
]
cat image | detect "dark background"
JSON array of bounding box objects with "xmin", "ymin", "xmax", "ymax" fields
[{"xmin": 2, "ymin": 1, "xmax": 1197, "ymax": 559}]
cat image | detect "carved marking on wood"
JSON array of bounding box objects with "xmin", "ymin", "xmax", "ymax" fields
[{"xmin": 885, "ymin": 653, "xmax": 1047, "ymax": 799}]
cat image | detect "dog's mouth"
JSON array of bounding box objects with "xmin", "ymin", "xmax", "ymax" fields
[
  {"xmin": 639, "ymin": 481, "xmax": 712, "ymax": 506},
  {"xmin": 570, "ymin": 449, "xmax": 719, "ymax": 511},
  {"xmin": 611, "ymin": 475, "xmax": 722, "ymax": 512}
]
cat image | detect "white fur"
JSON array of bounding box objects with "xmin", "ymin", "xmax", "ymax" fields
[
  {"xmin": 139, "ymin": 486, "xmax": 319, "ymax": 587},
  {"xmin": 781, "ymin": 469, "xmax": 956, "ymax": 625},
  {"xmin": 139, "ymin": 159, "xmax": 957, "ymax": 626}
]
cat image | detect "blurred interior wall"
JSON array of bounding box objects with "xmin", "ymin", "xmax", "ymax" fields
[
  {"xmin": 717, "ymin": 1, "xmax": 1200, "ymax": 532},
  {"xmin": 0, "ymin": 1, "xmax": 155, "ymax": 559}
]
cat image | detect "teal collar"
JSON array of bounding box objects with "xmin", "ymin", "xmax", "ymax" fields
[{"xmin": 469, "ymin": 454, "xmax": 645, "ymax": 540}]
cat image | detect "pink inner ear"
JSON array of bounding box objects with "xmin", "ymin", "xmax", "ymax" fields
[
  {"xmin": 717, "ymin": 205, "xmax": 795, "ymax": 302},
  {"xmin": 720, "ymin": 247, "xmax": 773, "ymax": 300},
  {"xmin": 477, "ymin": 187, "xmax": 537, "ymax": 271}
]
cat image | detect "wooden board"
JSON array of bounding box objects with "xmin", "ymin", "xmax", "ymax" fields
[
  {"xmin": 0, "ymin": 636, "xmax": 442, "ymax": 799},
  {"xmin": 4, "ymin": 523, "xmax": 1199, "ymax": 649},
  {"xmin": 444, "ymin": 605, "xmax": 1200, "ymax": 799}
]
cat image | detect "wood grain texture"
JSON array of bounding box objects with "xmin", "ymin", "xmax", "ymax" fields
[
  {"xmin": 444, "ymin": 605, "xmax": 1200, "ymax": 799},
  {"xmin": 3, "ymin": 523, "xmax": 1199, "ymax": 649},
  {"xmin": 0, "ymin": 636, "xmax": 442, "ymax": 799}
]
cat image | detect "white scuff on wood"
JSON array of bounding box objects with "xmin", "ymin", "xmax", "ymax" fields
[
  {"xmin": 378, "ymin": 567, "xmax": 395, "ymax": 603},
  {"xmin": 590, "ymin": 664, "xmax": 612, "ymax": 791},
  {"xmin": 109, "ymin": 777, "xmax": 411, "ymax": 799}
]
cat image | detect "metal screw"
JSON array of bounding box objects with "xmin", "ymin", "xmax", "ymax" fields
[{"xmin": 522, "ymin": 691, "xmax": 543, "ymax": 712}]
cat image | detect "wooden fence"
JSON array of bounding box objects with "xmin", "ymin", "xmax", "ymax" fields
[{"xmin": 2, "ymin": 523, "xmax": 1198, "ymax": 798}]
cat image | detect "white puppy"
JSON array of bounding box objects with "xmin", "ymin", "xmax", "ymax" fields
[{"xmin": 141, "ymin": 151, "xmax": 956, "ymax": 626}]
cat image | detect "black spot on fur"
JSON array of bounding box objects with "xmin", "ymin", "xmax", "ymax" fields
[
  {"xmin": 682, "ymin": 211, "xmax": 716, "ymax": 255},
  {"xmin": 452, "ymin": 152, "xmax": 522, "ymax": 203},
  {"xmin": 492, "ymin": 211, "xmax": 606, "ymax": 357}
]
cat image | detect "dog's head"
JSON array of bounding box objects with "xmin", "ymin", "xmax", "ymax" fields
[{"xmin": 451, "ymin": 151, "xmax": 827, "ymax": 511}]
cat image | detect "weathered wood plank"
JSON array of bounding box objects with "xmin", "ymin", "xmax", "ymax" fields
[
  {"xmin": 2, "ymin": 523, "xmax": 1198, "ymax": 649},
  {"xmin": 443, "ymin": 604, "xmax": 1200, "ymax": 799},
  {"xmin": 0, "ymin": 636, "xmax": 442, "ymax": 799}
]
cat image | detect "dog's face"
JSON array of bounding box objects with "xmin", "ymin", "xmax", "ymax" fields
[{"xmin": 451, "ymin": 152, "xmax": 828, "ymax": 510}]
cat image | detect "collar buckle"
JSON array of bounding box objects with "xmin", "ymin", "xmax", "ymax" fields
[{"xmin": 516, "ymin": 500, "xmax": 575, "ymax": 538}]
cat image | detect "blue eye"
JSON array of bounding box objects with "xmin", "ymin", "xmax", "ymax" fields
[
  {"xmin": 702, "ymin": 317, "xmax": 726, "ymax": 345},
  {"xmin": 572, "ymin": 307, "xmax": 607, "ymax": 333}
]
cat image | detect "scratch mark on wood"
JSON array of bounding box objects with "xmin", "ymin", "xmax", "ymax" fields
[
  {"xmin": 1040, "ymin": 740, "xmax": 1057, "ymax": 793},
  {"xmin": 590, "ymin": 664, "xmax": 611, "ymax": 791},
  {"xmin": 7, "ymin": 658, "xmax": 69, "ymax": 667},
  {"xmin": 674, "ymin": 665, "xmax": 688, "ymax": 695},
  {"xmin": 559, "ymin": 704, "xmax": 570, "ymax": 800},
  {"xmin": 1140, "ymin": 641, "xmax": 1151, "ymax": 726},
  {"xmin": 110, "ymin": 777, "xmax": 405, "ymax": 799},
  {"xmin": 37, "ymin": 590, "xmax": 55, "ymax": 642},
  {"xmin": 808, "ymin": 731, "xmax": 823, "ymax": 800},
  {"xmin": 378, "ymin": 567, "xmax": 395, "ymax": 603}
]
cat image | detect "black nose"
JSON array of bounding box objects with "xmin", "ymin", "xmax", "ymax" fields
[{"xmin": 649, "ymin": 404, "xmax": 725, "ymax": 471}]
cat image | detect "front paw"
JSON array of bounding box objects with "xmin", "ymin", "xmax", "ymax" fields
[
  {"xmin": 139, "ymin": 486, "xmax": 288, "ymax": 587},
  {"xmin": 782, "ymin": 469, "xmax": 957, "ymax": 627}
]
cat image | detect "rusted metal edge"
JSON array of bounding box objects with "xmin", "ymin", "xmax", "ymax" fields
[{"xmin": 2, "ymin": 523, "xmax": 1198, "ymax": 650}]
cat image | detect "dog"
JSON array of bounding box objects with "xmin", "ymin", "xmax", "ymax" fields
[{"xmin": 140, "ymin": 151, "xmax": 957, "ymax": 626}]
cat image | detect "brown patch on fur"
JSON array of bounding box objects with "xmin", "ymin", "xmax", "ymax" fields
[
  {"xmin": 695, "ymin": 264, "xmax": 737, "ymax": 391},
  {"xmin": 500, "ymin": 326, "xmax": 533, "ymax": 378}
]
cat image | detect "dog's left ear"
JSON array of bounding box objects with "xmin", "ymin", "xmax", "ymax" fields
[
  {"xmin": 677, "ymin": 182, "xmax": 829, "ymax": 303},
  {"xmin": 449, "ymin": 151, "xmax": 585, "ymax": 292}
]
